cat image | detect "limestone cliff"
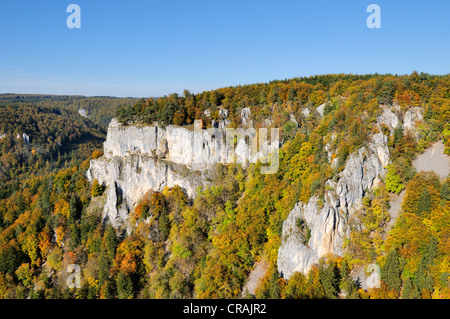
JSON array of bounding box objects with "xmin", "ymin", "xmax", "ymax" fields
[
  {"xmin": 277, "ymin": 132, "xmax": 389, "ymax": 278},
  {"xmin": 277, "ymin": 105, "xmax": 425, "ymax": 278},
  {"xmin": 87, "ymin": 154, "xmax": 207, "ymax": 231},
  {"xmin": 87, "ymin": 118, "xmax": 277, "ymax": 231}
]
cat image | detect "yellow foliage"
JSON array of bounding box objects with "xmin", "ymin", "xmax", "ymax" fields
[{"xmin": 54, "ymin": 199, "xmax": 69, "ymax": 219}]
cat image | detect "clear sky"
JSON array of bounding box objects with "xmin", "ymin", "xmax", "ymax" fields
[{"xmin": 1, "ymin": 0, "xmax": 449, "ymax": 97}]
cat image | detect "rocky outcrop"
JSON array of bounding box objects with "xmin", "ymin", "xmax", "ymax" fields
[
  {"xmin": 14, "ymin": 133, "xmax": 30, "ymax": 145},
  {"xmin": 79, "ymin": 108, "xmax": 89, "ymax": 118},
  {"xmin": 277, "ymin": 133, "xmax": 389, "ymax": 278},
  {"xmin": 87, "ymin": 154, "xmax": 206, "ymax": 231},
  {"xmin": 316, "ymin": 103, "xmax": 328, "ymax": 118},
  {"xmin": 87, "ymin": 119, "xmax": 278, "ymax": 231},
  {"xmin": 241, "ymin": 107, "xmax": 252, "ymax": 126},
  {"xmin": 101, "ymin": 119, "xmax": 276, "ymax": 170},
  {"xmin": 377, "ymin": 108, "xmax": 399, "ymax": 135},
  {"xmin": 87, "ymin": 120, "xmax": 212, "ymax": 230},
  {"xmin": 377, "ymin": 106, "xmax": 423, "ymax": 136},
  {"xmin": 403, "ymin": 107, "xmax": 423, "ymax": 131}
]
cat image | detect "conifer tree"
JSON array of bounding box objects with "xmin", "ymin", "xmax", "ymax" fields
[
  {"xmin": 401, "ymin": 277, "xmax": 417, "ymax": 299},
  {"xmin": 417, "ymin": 187, "xmax": 432, "ymax": 215},
  {"xmin": 105, "ymin": 224, "xmax": 118, "ymax": 259},
  {"xmin": 414, "ymin": 237, "xmax": 437, "ymax": 294},
  {"xmin": 381, "ymin": 249, "xmax": 402, "ymax": 293},
  {"xmin": 319, "ymin": 262, "xmax": 340, "ymax": 298},
  {"xmin": 116, "ymin": 272, "xmax": 134, "ymax": 299}
]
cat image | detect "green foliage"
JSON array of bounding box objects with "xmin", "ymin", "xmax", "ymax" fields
[
  {"xmin": 381, "ymin": 249, "xmax": 403, "ymax": 293},
  {"xmin": 402, "ymin": 172, "xmax": 441, "ymax": 216},
  {"xmin": 91, "ymin": 179, "xmax": 104, "ymax": 197},
  {"xmin": 441, "ymin": 181, "xmax": 450, "ymax": 201},
  {"xmin": 116, "ymin": 272, "xmax": 134, "ymax": 299},
  {"xmin": 401, "ymin": 277, "xmax": 420, "ymax": 299},
  {"xmin": 417, "ymin": 187, "xmax": 432, "ymax": 215},
  {"xmin": 385, "ymin": 164, "xmax": 405, "ymax": 194},
  {"xmin": 319, "ymin": 261, "xmax": 340, "ymax": 298},
  {"xmin": 0, "ymin": 104, "xmax": 105, "ymax": 189},
  {"xmin": 105, "ymin": 224, "xmax": 118, "ymax": 259},
  {"xmin": 0, "ymin": 243, "xmax": 27, "ymax": 276},
  {"xmin": 255, "ymin": 266, "xmax": 280, "ymax": 299},
  {"xmin": 0, "ymin": 94, "xmax": 135, "ymax": 127}
]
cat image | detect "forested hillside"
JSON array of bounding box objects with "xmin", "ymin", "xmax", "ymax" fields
[
  {"xmin": 0, "ymin": 94, "xmax": 136, "ymax": 128},
  {"xmin": 0, "ymin": 73, "xmax": 449, "ymax": 299}
]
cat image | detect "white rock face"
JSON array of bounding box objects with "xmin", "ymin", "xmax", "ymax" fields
[
  {"xmin": 15, "ymin": 133, "xmax": 30, "ymax": 145},
  {"xmin": 377, "ymin": 106, "xmax": 423, "ymax": 139},
  {"xmin": 316, "ymin": 103, "xmax": 327, "ymax": 118},
  {"xmin": 241, "ymin": 107, "xmax": 252, "ymax": 126},
  {"xmin": 289, "ymin": 114, "xmax": 298, "ymax": 127},
  {"xmin": 22, "ymin": 133, "xmax": 30, "ymax": 145},
  {"xmin": 79, "ymin": 108, "xmax": 89, "ymax": 118},
  {"xmin": 88, "ymin": 119, "xmax": 279, "ymax": 231},
  {"xmin": 301, "ymin": 108, "xmax": 310, "ymax": 118},
  {"xmin": 377, "ymin": 108, "xmax": 399, "ymax": 135},
  {"xmin": 87, "ymin": 154, "xmax": 206, "ymax": 231},
  {"xmin": 102, "ymin": 119, "xmax": 276, "ymax": 170},
  {"xmin": 219, "ymin": 108, "xmax": 228, "ymax": 118},
  {"xmin": 277, "ymin": 133, "xmax": 389, "ymax": 278},
  {"xmin": 403, "ymin": 107, "xmax": 423, "ymax": 131}
]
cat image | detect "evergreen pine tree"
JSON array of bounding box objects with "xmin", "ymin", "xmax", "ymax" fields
[
  {"xmin": 414, "ymin": 237, "xmax": 437, "ymax": 295},
  {"xmin": 116, "ymin": 272, "xmax": 134, "ymax": 299},
  {"xmin": 91, "ymin": 179, "xmax": 104, "ymax": 197},
  {"xmin": 401, "ymin": 277, "xmax": 415, "ymax": 299},
  {"xmin": 340, "ymin": 260, "xmax": 349, "ymax": 287},
  {"xmin": 158, "ymin": 208, "xmax": 170, "ymax": 242},
  {"xmin": 105, "ymin": 224, "xmax": 118, "ymax": 259},
  {"xmin": 441, "ymin": 182, "xmax": 450, "ymax": 201},
  {"xmin": 268, "ymin": 268, "xmax": 280, "ymax": 299},
  {"xmin": 100, "ymin": 280, "xmax": 115, "ymax": 299},
  {"xmin": 417, "ymin": 187, "xmax": 432, "ymax": 215},
  {"xmin": 98, "ymin": 253, "xmax": 110, "ymax": 286},
  {"xmin": 68, "ymin": 195, "xmax": 81, "ymax": 223},
  {"xmin": 68, "ymin": 223, "xmax": 81, "ymax": 248},
  {"xmin": 393, "ymin": 125, "xmax": 403, "ymax": 146},
  {"xmin": 381, "ymin": 249, "xmax": 402, "ymax": 293},
  {"xmin": 319, "ymin": 262, "xmax": 340, "ymax": 298}
]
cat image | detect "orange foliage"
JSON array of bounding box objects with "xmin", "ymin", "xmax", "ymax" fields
[
  {"xmin": 115, "ymin": 237, "xmax": 143, "ymax": 275},
  {"xmin": 38, "ymin": 228, "xmax": 52, "ymax": 258}
]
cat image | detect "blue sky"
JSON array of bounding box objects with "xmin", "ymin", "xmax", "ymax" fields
[{"xmin": 0, "ymin": 0, "xmax": 449, "ymax": 97}]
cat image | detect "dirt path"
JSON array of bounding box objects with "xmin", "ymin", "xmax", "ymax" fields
[
  {"xmin": 242, "ymin": 259, "xmax": 269, "ymax": 297},
  {"xmin": 386, "ymin": 190, "xmax": 405, "ymax": 234},
  {"xmin": 412, "ymin": 140, "xmax": 450, "ymax": 180}
]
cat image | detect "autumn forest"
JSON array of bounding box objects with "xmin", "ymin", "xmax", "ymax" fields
[{"xmin": 0, "ymin": 73, "xmax": 449, "ymax": 299}]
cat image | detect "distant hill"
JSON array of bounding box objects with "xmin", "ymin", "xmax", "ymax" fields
[
  {"xmin": 0, "ymin": 94, "xmax": 137, "ymax": 128},
  {"xmin": 0, "ymin": 104, "xmax": 105, "ymax": 193}
]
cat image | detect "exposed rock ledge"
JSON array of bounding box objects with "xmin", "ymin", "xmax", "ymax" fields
[
  {"xmin": 87, "ymin": 154, "xmax": 207, "ymax": 231},
  {"xmin": 87, "ymin": 119, "xmax": 277, "ymax": 231},
  {"xmin": 277, "ymin": 133, "xmax": 389, "ymax": 279}
]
